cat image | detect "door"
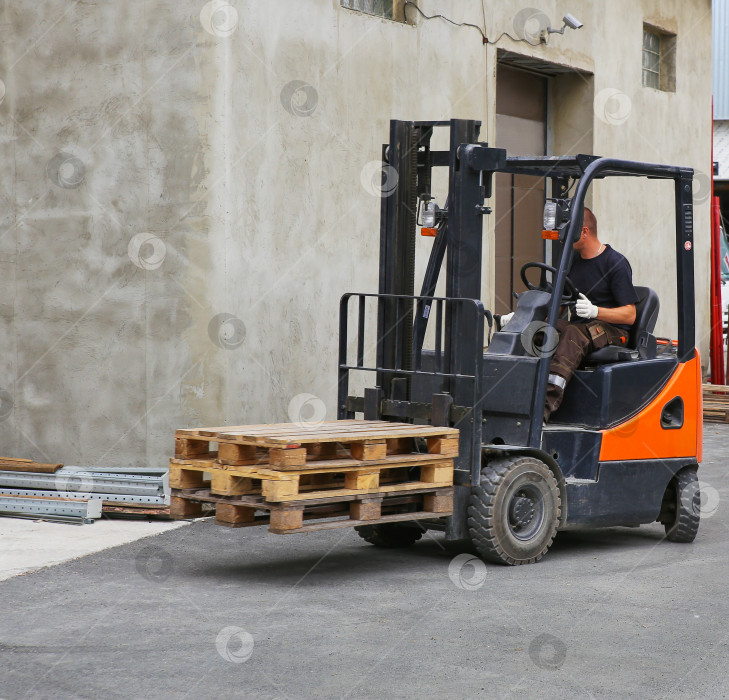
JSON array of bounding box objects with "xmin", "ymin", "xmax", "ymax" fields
[{"xmin": 494, "ymin": 65, "xmax": 548, "ymax": 313}]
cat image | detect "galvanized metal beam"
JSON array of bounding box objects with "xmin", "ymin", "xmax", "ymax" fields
[
  {"xmin": 0, "ymin": 470, "xmax": 163, "ymax": 497},
  {"xmin": 0, "ymin": 488, "xmax": 165, "ymax": 505},
  {"xmin": 0, "ymin": 496, "xmax": 102, "ymax": 519}
]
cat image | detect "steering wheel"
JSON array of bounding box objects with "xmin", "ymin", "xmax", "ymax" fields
[{"xmin": 520, "ymin": 262, "xmax": 579, "ymax": 304}]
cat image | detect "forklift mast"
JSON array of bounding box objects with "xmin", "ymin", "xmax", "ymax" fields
[{"xmin": 339, "ymin": 120, "xmax": 502, "ymax": 501}]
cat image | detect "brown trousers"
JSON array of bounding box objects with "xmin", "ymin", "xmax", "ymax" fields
[{"xmin": 545, "ymin": 320, "xmax": 628, "ymax": 419}]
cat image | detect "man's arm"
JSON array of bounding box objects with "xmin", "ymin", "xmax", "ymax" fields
[
  {"xmin": 575, "ymin": 295, "xmax": 637, "ymax": 325},
  {"xmin": 596, "ymin": 303, "xmax": 636, "ymax": 326},
  {"xmin": 603, "ymin": 255, "xmax": 638, "ymax": 326}
]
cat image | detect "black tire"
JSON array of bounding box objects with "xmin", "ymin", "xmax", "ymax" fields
[
  {"xmin": 355, "ymin": 523, "xmax": 423, "ymax": 548},
  {"xmin": 662, "ymin": 466, "xmax": 700, "ymax": 543},
  {"xmin": 468, "ymin": 456, "xmax": 561, "ymax": 566}
]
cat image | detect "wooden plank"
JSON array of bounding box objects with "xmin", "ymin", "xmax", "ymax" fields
[
  {"xmin": 0, "ymin": 459, "xmax": 63, "ymax": 473},
  {"xmin": 102, "ymin": 505, "xmax": 171, "ymax": 515},
  {"xmin": 226, "ymin": 427, "xmax": 458, "ymax": 447},
  {"xmin": 170, "ymin": 452, "xmax": 452, "ymax": 475},
  {"xmin": 175, "ymin": 420, "xmax": 378, "ymax": 441},
  {"xmin": 262, "ymin": 479, "xmax": 453, "ymax": 503},
  {"xmin": 702, "ymin": 384, "xmax": 729, "ymax": 394},
  {"xmin": 175, "ymin": 419, "xmax": 458, "ymax": 438},
  {"xmin": 175, "ymin": 420, "xmax": 364, "ymax": 437},
  {"xmin": 252, "ymin": 458, "xmax": 452, "ymax": 481},
  {"xmin": 171, "ymin": 485, "xmax": 451, "ymax": 509},
  {"xmin": 216, "ymin": 421, "xmax": 411, "ymax": 437},
  {"xmin": 214, "ymin": 423, "xmax": 459, "ymax": 446},
  {"xmin": 270, "ymin": 451, "xmax": 449, "ymax": 472}
]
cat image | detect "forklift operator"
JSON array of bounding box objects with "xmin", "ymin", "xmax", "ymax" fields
[{"xmin": 543, "ymin": 207, "xmax": 639, "ymax": 421}]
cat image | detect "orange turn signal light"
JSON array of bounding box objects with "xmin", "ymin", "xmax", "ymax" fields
[
  {"xmin": 421, "ymin": 227, "xmax": 438, "ymax": 237},
  {"xmin": 542, "ymin": 229, "xmax": 559, "ymax": 240}
]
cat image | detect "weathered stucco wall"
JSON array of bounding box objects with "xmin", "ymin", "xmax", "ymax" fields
[{"xmin": 0, "ymin": 0, "xmax": 712, "ymax": 467}]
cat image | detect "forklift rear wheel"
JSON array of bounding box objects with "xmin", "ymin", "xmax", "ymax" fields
[
  {"xmin": 662, "ymin": 466, "xmax": 700, "ymax": 543},
  {"xmin": 355, "ymin": 523, "xmax": 424, "ymax": 548},
  {"xmin": 468, "ymin": 456, "xmax": 560, "ymax": 566}
]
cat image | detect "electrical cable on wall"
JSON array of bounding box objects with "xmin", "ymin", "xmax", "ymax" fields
[{"xmin": 403, "ymin": 1, "xmax": 541, "ymax": 46}]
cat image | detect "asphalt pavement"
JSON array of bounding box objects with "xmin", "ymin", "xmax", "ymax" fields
[{"xmin": 1, "ymin": 424, "xmax": 728, "ymax": 699}]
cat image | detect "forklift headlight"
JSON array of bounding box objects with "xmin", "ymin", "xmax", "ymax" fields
[
  {"xmin": 543, "ymin": 201, "xmax": 557, "ymax": 230},
  {"xmin": 422, "ymin": 200, "xmax": 438, "ymax": 228}
]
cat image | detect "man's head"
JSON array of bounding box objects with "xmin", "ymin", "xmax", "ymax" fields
[{"xmin": 573, "ymin": 207, "xmax": 598, "ymax": 253}]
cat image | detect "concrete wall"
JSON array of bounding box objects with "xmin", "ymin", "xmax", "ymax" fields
[{"xmin": 0, "ymin": 0, "xmax": 712, "ymax": 468}]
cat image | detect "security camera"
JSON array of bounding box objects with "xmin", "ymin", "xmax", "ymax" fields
[
  {"xmin": 562, "ymin": 13, "xmax": 583, "ymax": 30},
  {"xmin": 546, "ymin": 12, "xmax": 584, "ymax": 38}
]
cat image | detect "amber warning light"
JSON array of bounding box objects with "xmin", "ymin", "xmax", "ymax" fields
[{"xmin": 542, "ymin": 230, "xmax": 559, "ymax": 240}]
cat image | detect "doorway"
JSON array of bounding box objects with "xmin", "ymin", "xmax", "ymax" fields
[{"xmin": 494, "ymin": 65, "xmax": 548, "ymax": 313}]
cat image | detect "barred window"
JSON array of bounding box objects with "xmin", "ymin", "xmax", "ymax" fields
[
  {"xmin": 642, "ymin": 29, "xmax": 660, "ymax": 89},
  {"xmin": 642, "ymin": 25, "xmax": 676, "ymax": 92},
  {"xmin": 341, "ymin": 0, "xmax": 404, "ymax": 22}
]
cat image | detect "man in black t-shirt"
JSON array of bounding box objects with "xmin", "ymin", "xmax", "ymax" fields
[{"xmin": 544, "ymin": 207, "xmax": 639, "ymax": 421}]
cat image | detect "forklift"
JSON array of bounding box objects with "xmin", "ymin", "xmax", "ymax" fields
[{"xmin": 338, "ymin": 119, "xmax": 702, "ymax": 565}]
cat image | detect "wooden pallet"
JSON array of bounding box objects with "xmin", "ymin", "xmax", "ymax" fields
[
  {"xmin": 170, "ymin": 486, "xmax": 453, "ymax": 534},
  {"xmin": 169, "ymin": 454, "xmax": 454, "ymax": 502},
  {"xmin": 702, "ymin": 384, "xmax": 729, "ymax": 423},
  {"xmin": 174, "ymin": 420, "xmax": 459, "ymax": 469},
  {"xmin": 170, "ymin": 420, "xmax": 458, "ymax": 534}
]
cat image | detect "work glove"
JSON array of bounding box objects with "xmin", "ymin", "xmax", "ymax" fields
[
  {"xmin": 499, "ymin": 311, "xmax": 514, "ymax": 328},
  {"xmin": 575, "ymin": 293, "xmax": 598, "ymax": 320}
]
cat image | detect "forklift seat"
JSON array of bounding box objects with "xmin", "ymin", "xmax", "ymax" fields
[{"xmin": 584, "ymin": 286, "xmax": 659, "ymax": 365}]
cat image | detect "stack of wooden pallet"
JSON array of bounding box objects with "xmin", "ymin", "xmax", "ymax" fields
[
  {"xmin": 169, "ymin": 420, "xmax": 459, "ymax": 534},
  {"xmin": 702, "ymin": 384, "xmax": 729, "ymax": 423}
]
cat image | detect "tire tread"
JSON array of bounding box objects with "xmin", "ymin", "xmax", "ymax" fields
[
  {"xmin": 664, "ymin": 467, "xmax": 700, "ymax": 543},
  {"xmin": 468, "ymin": 456, "xmax": 560, "ymax": 566}
]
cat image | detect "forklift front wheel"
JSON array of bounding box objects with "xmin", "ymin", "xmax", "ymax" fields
[{"xmin": 468, "ymin": 456, "xmax": 561, "ymax": 566}]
